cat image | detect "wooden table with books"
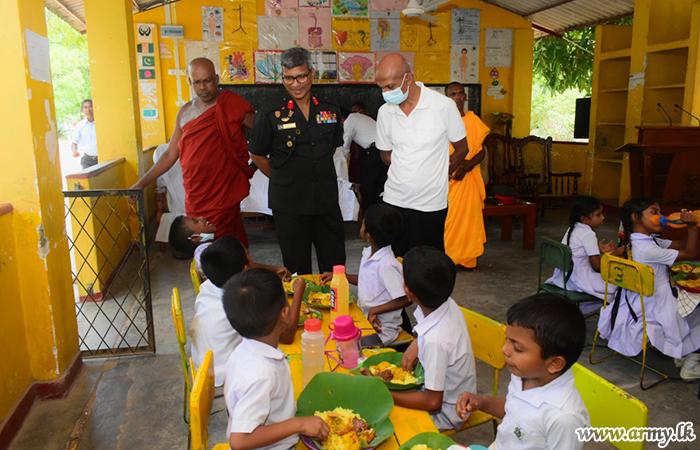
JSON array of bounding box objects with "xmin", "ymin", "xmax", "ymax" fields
[{"xmin": 284, "ymin": 275, "xmax": 439, "ymax": 450}]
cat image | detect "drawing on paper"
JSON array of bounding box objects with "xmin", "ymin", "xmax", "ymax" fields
[
  {"xmin": 311, "ymin": 51, "xmax": 338, "ymax": 83},
  {"xmin": 202, "ymin": 7, "xmax": 223, "ymax": 42},
  {"xmin": 300, "ymin": 0, "xmax": 330, "ymax": 6},
  {"xmin": 338, "ymin": 52, "xmax": 375, "ymax": 82},
  {"xmin": 254, "ymin": 50, "xmax": 283, "ymax": 83},
  {"xmin": 332, "ymin": 0, "xmax": 368, "ymax": 17},
  {"xmin": 450, "ymin": 44, "xmax": 479, "ymax": 83}
]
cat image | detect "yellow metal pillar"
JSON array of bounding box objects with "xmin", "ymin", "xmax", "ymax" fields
[
  {"xmin": 0, "ymin": 0, "xmax": 79, "ymax": 386},
  {"xmin": 83, "ymin": 0, "xmax": 143, "ymax": 187}
]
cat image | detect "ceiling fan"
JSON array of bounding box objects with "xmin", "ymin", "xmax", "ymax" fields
[{"xmin": 402, "ymin": 0, "xmax": 450, "ymax": 23}]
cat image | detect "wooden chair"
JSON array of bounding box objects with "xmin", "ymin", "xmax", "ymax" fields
[
  {"xmin": 442, "ymin": 307, "xmax": 506, "ymax": 437},
  {"xmin": 483, "ymin": 133, "xmax": 520, "ymax": 193},
  {"xmin": 590, "ymin": 254, "xmax": 668, "ymax": 390},
  {"xmin": 538, "ymin": 237, "xmax": 602, "ymax": 307},
  {"xmin": 190, "ymin": 350, "xmax": 229, "ymax": 450},
  {"xmin": 572, "ymin": 363, "xmax": 649, "ymax": 450},
  {"xmin": 513, "ymin": 135, "xmax": 581, "ymax": 217}
]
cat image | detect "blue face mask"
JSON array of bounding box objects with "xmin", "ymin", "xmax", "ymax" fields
[
  {"xmin": 382, "ymin": 73, "xmax": 410, "ymax": 105},
  {"xmin": 189, "ymin": 232, "xmax": 215, "ymax": 242}
]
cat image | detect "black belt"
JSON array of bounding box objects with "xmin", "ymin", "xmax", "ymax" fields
[{"xmin": 365, "ymin": 143, "xmax": 377, "ymax": 155}]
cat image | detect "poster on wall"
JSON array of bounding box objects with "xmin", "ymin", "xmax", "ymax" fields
[
  {"xmin": 338, "ymin": 52, "xmax": 375, "ymax": 83},
  {"xmin": 370, "ymin": 11, "xmax": 400, "ymax": 52},
  {"xmin": 331, "ymin": 18, "xmax": 371, "ymax": 51},
  {"xmin": 258, "ymin": 16, "xmax": 300, "ymax": 50},
  {"xmin": 400, "ymin": 17, "xmax": 421, "ymax": 52},
  {"xmin": 451, "ymin": 9, "xmax": 480, "ymax": 45},
  {"xmin": 254, "ymin": 50, "xmax": 284, "ymax": 83},
  {"xmin": 134, "ymin": 23, "xmax": 162, "ymax": 144},
  {"xmin": 202, "ymin": 7, "xmax": 224, "ymax": 42},
  {"xmin": 332, "ymin": 0, "xmax": 368, "ymax": 17},
  {"xmin": 418, "ymin": 12, "xmax": 450, "ymax": 52},
  {"xmin": 311, "ymin": 50, "xmax": 338, "ymax": 82},
  {"xmin": 450, "ymin": 45, "xmax": 479, "ymax": 83},
  {"xmin": 220, "ymin": 45, "xmax": 254, "ymax": 84},
  {"xmin": 370, "ymin": 0, "xmax": 407, "ymax": 11},
  {"xmin": 265, "ymin": 0, "xmax": 299, "ymax": 18},
  {"xmin": 299, "ymin": 7, "xmax": 332, "ymax": 50},
  {"xmin": 225, "ymin": 0, "xmax": 257, "ymax": 47},
  {"xmin": 300, "ymin": 0, "xmax": 330, "ymax": 6},
  {"xmin": 485, "ymin": 28, "xmax": 512, "ymax": 68}
]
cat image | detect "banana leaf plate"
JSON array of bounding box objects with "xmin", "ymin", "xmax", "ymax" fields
[
  {"xmin": 350, "ymin": 352, "xmax": 424, "ymax": 390},
  {"xmin": 397, "ymin": 432, "xmax": 459, "ymax": 450}
]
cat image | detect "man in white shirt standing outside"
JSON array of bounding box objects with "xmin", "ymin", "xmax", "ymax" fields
[
  {"xmin": 71, "ymin": 99, "xmax": 98, "ymax": 169},
  {"xmin": 375, "ymin": 53, "xmax": 470, "ymax": 257}
]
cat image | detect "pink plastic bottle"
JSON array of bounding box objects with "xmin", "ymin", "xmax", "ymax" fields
[{"xmin": 327, "ymin": 315, "xmax": 363, "ymax": 369}]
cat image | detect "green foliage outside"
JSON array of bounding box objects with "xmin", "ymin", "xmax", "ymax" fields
[{"xmin": 45, "ymin": 9, "xmax": 91, "ymax": 133}]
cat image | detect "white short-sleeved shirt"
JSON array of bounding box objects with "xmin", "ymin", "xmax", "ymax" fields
[
  {"xmin": 357, "ymin": 245, "xmax": 405, "ymax": 344},
  {"xmin": 376, "ymin": 82, "xmax": 466, "ymax": 212},
  {"xmin": 188, "ymin": 279, "xmax": 242, "ymax": 386},
  {"xmin": 490, "ymin": 370, "xmax": 589, "ymax": 450},
  {"xmin": 224, "ymin": 339, "xmax": 298, "ymax": 450},
  {"xmin": 545, "ymin": 223, "xmax": 616, "ymax": 308},
  {"xmin": 343, "ymin": 113, "xmax": 377, "ymax": 151},
  {"xmin": 71, "ymin": 118, "xmax": 98, "ymax": 156},
  {"xmin": 193, "ymin": 242, "xmax": 212, "ymax": 273},
  {"xmin": 414, "ymin": 298, "xmax": 476, "ymax": 430}
]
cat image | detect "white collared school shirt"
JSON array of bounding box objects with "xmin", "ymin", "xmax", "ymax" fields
[
  {"xmin": 225, "ymin": 338, "xmax": 298, "ymax": 450},
  {"xmin": 71, "ymin": 118, "xmax": 98, "ymax": 157},
  {"xmin": 490, "ymin": 370, "xmax": 589, "ymax": 450},
  {"xmin": 376, "ymin": 82, "xmax": 466, "ymax": 212},
  {"xmin": 414, "ymin": 297, "xmax": 476, "ymax": 430},
  {"xmin": 343, "ymin": 112, "xmax": 377, "ymax": 151}
]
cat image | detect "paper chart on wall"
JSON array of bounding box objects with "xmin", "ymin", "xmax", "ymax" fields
[
  {"xmin": 254, "ymin": 50, "xmax": 284, "ymax": 83},
  {"xmin": 311, "ymin": 51, "xmax": 338, "ymax": 83},
  {"xmin": 202, "ymin": 7, "xmax": 224, "ymax": 42},
  {"xmin": 265, "ymin": 0, "xmax": 299, "ymax": 18},
  {"xmin": 418, "ymin": 12, "xmax": 450, "ymax": 52},
  {"xmin": 370, "ymin": 0, "xmax": 407, "ymax": 11},
  {"xmin": 299, "ymin": 7, "xmax": 332, "ymax": 50},
  {"xmin": 300, "ymin": 0, "xmax": 330, "ymax": 6},
  {"xmin": 331, "ymin": 18, "xmax": 371, "ymax": 51},
  {"xmin": 450, "ymin": 45, "xmax": 479, "ymax": 83},
  {"xmin": 370, "ymin": 11, "xmax": 400, "ymax": 52},
  {"xmin": 485, "ymin": 28, "xmax": 512, "ymax": 68},
  {"xmin": 376, "ymin": 51, "xmax": 413, "ymax": 72},
  {"xmin": 400, "ymin": 17, "xmax": 421, "ymax": 52},
  {"xmin": 331, "ymin": 0, "xmax": 368, "ymax": 17},
  {"xmin": 26, "ymin": 29, "xmax": 51, "ymax": 83},
  {"xmin": 414, "ymin": 52, "xmax": 449, "ymax": 84},
  {"xmin": 184, "ymin": 40, "xmax": 221, "ymax": 76},
  {"xmin": 224, "ymin": 0, "xmax": 257, "ymax": 46},
  {"xmin": 338, "ymin": 52, "xmax": 375, "ymax": 83},
  {"xmin": 258, "ymin": 16, "xmax": 299, "ymax": 50},
  {"xmin": 451, "ymin": 9, "xmax": 480, "ymax": 45},
  {"xmin": 220, "ymin": 45, "xmax": 254, "ymax": 84}
]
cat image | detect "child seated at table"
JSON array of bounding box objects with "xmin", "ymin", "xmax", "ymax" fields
[
  {"xmin": 222, "ymin": 269, "xmax": 329, "ymax": 450},
  {"xmin": 321, "ymin": 204, "xmax": 410, "ymax": 345},
  {"xmin": 393, "ymin": 246, "xmax": 477, "ymax": 431},
  {"xmin": 189, "ymin": 236, "xmax": 302, "ymax": 386},
  {"xmin": 456, "ymin": 293, "xmax": 590, "ymax": 450}
]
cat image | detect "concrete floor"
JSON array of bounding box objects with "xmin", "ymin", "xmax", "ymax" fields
[{"xmin": 8, "ymin": 210, "xmax": 700, "ymax": 450}]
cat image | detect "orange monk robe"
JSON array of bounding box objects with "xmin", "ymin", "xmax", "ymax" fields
[{"xmin": 445, "ymin": 112, "xmax": 491, "ymax": 268}]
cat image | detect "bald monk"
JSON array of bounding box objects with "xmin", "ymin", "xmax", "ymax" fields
[
  {"xmin": 443, "ymin": 82, "xmax": 491, "ymax": 269},
  {"xmin": 374, "ymin": 53, "xmax": 470, "ymax": 257},
  {"xmin": 132, "ymin": 58, "xmax": 255, "ymax": 248}
]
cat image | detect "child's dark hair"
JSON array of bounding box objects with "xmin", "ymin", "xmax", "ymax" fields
[
  {"xmin": 403, "ymin": 246, "xmax": 456, "ymax": 309},
  {"xmin": 566, "ymin": 196, "xmax": 602, "ymax": 246},
  {"xmin": 222, "ymin": 269, "xmax": 287, "ymax": 339},
  {"xmin": 619, "ymin": 197, "xmax": 659, "ymax": 259},
  {"xmin": 507, "ymin": 293, "xmax": 586, "ymax": 373},
  {"xmin": 200, "ymin": 236, "xmax": 248, "ymax": 288},
  {"xmin": 168, "ymin": 215, "xmax": 198, "ymax": 256},
  {"xmin": 363, "ymin": 204, "xmax": 403, "ymax": 248}
]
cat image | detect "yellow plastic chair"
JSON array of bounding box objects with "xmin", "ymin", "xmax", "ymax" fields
[
  {"xmin": 172, "ymin": 287, "xmax": 193, "ymax": 449},
  {"xmin": 572, "ymin": 363, "xmax": 649, "ymax": 450},
  {"xmin": 191, "ymin": 258, "xmax": 203, "ymax": 295},
  {"xmin": 590, "ymin": 254, "xmax": 667, "ymax": 390},
  {"xmin": 442, "ymin": 307, "xmax": 506, "ymax": 437},
  {"xmin": 190, "ymin": 350, "xmax": 229, "ymax": 450}
]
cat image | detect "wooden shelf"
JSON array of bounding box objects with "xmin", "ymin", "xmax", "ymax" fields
[
  {"xmin": 646, "ymin": 84, "xmax": 686, "ymax": 90},
  {"xmin": 601, "ymin": 88, "xmax": 629, "ymax": 93},
  {"xmin": 595, "ymin": 158, "xmax": 623, "ymax": 164}
]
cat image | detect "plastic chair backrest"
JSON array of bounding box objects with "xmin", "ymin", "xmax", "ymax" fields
[
  {"xmin": 190, "ymin": 350, "xmax": 216, "ymax": 450},
  {"xmin": 572, "ymin": 363, "xmax": 649, "ymax": 450},
  {"xmin": 171, "ymin": 288, "xmax": 191, "ymax": 416},
  {"xmin": 460, "ymin": 307, "xmax": 506, "ymax": 396},
  {"xmin": 191, "ymin": 259, "xmax": 202, "ymax": 296},
  {"xmin": 538, "ymin": 237, "xmax": 573, "ymax": 291},
  {"xmin": 601, "ymin": 254, "xmax": 654, "ymax": 297}
]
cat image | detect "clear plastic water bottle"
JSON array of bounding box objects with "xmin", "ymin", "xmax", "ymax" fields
[{"xmin": 301, "ymin": 318, "xmax": 325, "ymax": 386}]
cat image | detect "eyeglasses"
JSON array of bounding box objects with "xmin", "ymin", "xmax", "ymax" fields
[{"xmin": 282, "ymin": 72, "xmax": 311, "ymax": 85}]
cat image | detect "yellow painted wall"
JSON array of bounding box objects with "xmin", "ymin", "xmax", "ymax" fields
[
  {"xmin": 135, "ymin": 0, "xmax": 533, "ymax": 139},
  {"xmin": 551, "ymin": 142, "xmax": 590, "ymax": 194}
]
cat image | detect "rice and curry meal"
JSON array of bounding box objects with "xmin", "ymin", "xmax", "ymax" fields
[
  {"xmin": 314, "ymin": 407, "xmax": 375, "ymax": 450},
  {"xmin": 410, "ymin": 445, "xmax": 439, "ymax": 450},
  {"xmin": 369, "ymin": 362, "xmax": 418, "ymax": 385},
  {"xmin": 307, "ymin": 291, "xmax": 332, "ymax": 307}
]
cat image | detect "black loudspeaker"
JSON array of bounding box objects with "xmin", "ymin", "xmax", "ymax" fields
[{"xmin": 574, "ymin": 97, "xmax": 591, "ymax": 139}]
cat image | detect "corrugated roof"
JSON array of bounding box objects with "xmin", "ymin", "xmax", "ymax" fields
[{"xmin": 46, "ymin": 0, "xmax": 634, "ymax": 37}]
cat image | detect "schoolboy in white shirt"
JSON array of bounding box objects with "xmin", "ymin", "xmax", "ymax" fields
[
  {"xmin": 222, "ymin": 269, "xmax": 328, "ymax": 450},
  {"xmin": 392, "ymin": 246, "xmax": 477, "ymax": 431},
  {"xmin": 456, "ymin": 293, "xmax": 590, "ymax": 450}
]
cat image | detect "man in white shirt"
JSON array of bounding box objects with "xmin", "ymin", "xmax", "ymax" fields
[
  {"xmin": 375, "ymin": 53, "xmax": 470, "ymax": 256},
  {"xmin": 71, "ymin": 99, "xmax": 99, "ymax": 169}
]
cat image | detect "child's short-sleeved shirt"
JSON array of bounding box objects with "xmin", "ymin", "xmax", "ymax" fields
[
  {"xmin": 188, "ymin": 279, "xmax": 241, "ymax": 386},
  {"xmin": 414, "ymin": 298, "xmax": 476, "ymax": 430},
  {"xmin": 224, "ymin": 338, "xmax": 297, "ymax": 450},
  {"xmin": 357, "ymin": 245, "xmax": 405, "ymax": 344},
  {"xmin": 490, "ymin": 370, "xmax": 589, "ymax": 450}
]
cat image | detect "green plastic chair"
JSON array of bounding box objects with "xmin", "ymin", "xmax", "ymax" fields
[
  {"xmin": 538, "ymin": 236, "xmax": 602, "ymax": 305},
  {"xmin": 572, "ymin": 363, "xmax": 649, "ymax": 450}
]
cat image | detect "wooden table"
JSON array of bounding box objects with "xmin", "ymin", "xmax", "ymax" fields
[
  {"xmin": 483, "ymin": 200, "xmax": 536, "ymax": 250},
  {"xmin": 286, "ymin": 277, "xmax": 438, "ymax": 450}
]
